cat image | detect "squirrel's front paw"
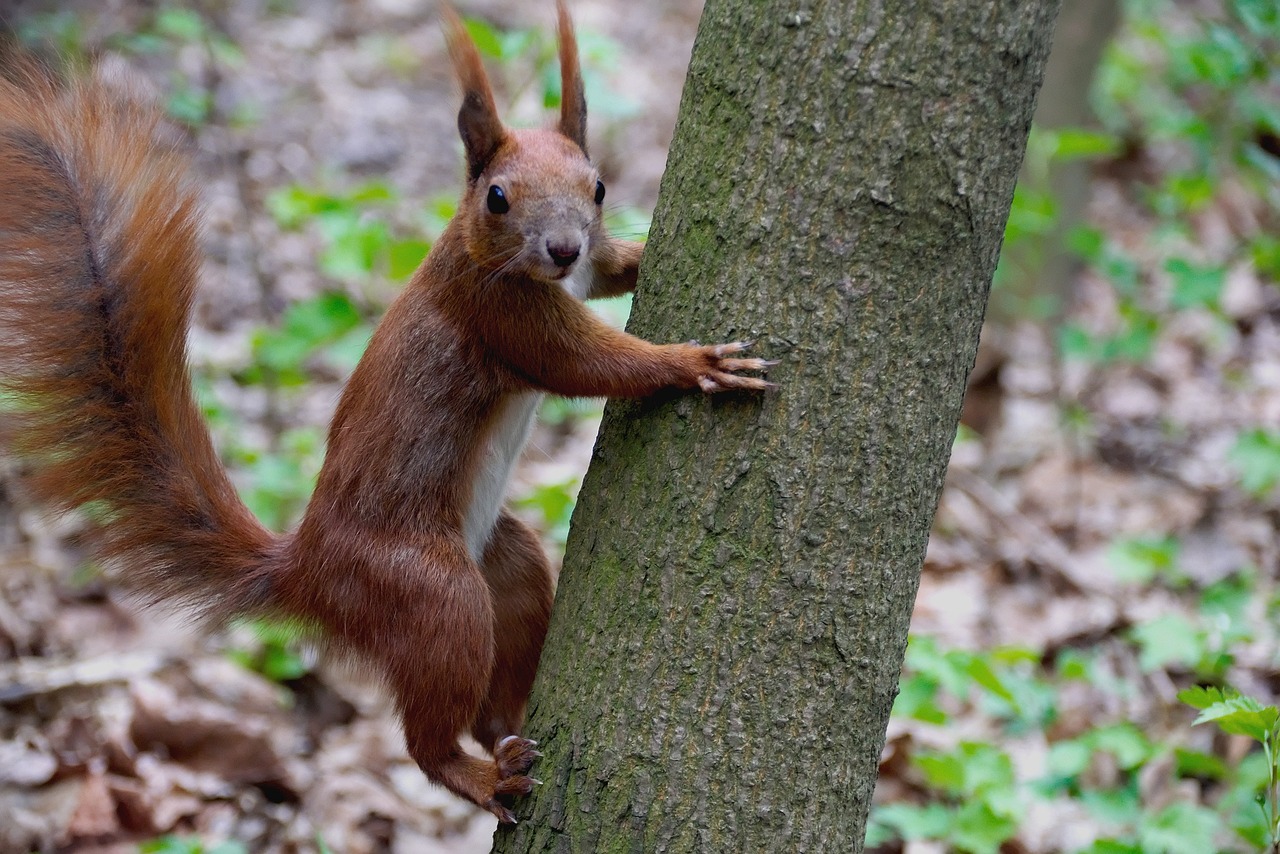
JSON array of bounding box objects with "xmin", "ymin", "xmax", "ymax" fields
[{"xmin": 692, "ymin": 341, "xmax": 777, "ymax": 393}]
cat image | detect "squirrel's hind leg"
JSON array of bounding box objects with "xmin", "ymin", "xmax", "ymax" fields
[
  {"xmin": 366, "ymin": 539, "xmax": 532, "ymax": 823},
  {"xmin": 469, "ymin": 510, "xmax": 553, "ymax": 752}
]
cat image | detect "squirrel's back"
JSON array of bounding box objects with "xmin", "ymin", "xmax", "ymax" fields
[{"xmin": 0, "ymin": 57, "xmax": 278, "ymax": 620}]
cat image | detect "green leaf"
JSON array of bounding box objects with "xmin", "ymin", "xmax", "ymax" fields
[
  {"xmin": 1166, "ymin": 258, "xmax": 1225, "ymax": 310},
  {"xmin": 1250, "ymin": 234, "xmax": 1280, "ymax": 281},
  {"xmin": 1228, "ymin": 429, "xmax": 1280, "ymax": 497},
  {"xmin": 1107, "ymin": 536, "xmax": 1180, "ymax": 585},
  {"xmin": 870, "ymin": 802, "xmax": 954, "ymax": 841},
  {"xmin": 319, "ymin": 219, "xmax": 390, "ymax": 279},
  {"xmin": 1130, "ymin": 613, "xmax": 1203, "ymax": 672},
  {"xmin": 1055, "ymin": 649, "xmax": 1091, "ymax": 682},
  {"xmin": 1171, "ymin": 25, "xmax": 1252, "ymax": 89},
  {"xmin": 514, "ymin": 478, "xmax": 579, "ymax": 546},
  {"xmin": 1138, "ymin": 801, "xmax": 1224, "ymax": 854},
  {"xmin": 1233, "ymin": 0, "xmax": 1280, "ymax": 35},
  {"xmin": 387, "ymin": 238, "xmax": 431, "ymax": 280},
  {"xmin": 1004, "ymin": 185, "xmax": 1057, "ymax": 242},
  {"xmin": 463, "ymin": 18, "xmax": 505, "ymax": 58},
  {"xmin": 119, "ymin": 32, "xmax": 166, "ymax": 54},
  {"xmin": 1177, "ymin": 684, "xmax": 1234, "ymax": 711},
  {"xmin": 1192, "ymin": 698, "xmax": 1278, "ymax": 742},
  {"xmin": 1058, "ymin": 323, "xmax": 1099, "ymax": 362},
  {"xmin": 966, "ymin": 657, "xmax": 1015, "ymax": 704},
  {"xmin": 265, "ymin": 186, "xmax": 318, "ymax": 228},
  {"xmin": 1098, "ymin": 246, "xmax": 1141, "ymax": 297},
  {"xmin": 915, "ymin": 742, "xmax": 1016, "ymax": 800},
  {"xmin": 1155, "ymin": 173, "xmax": 1216, "ymax": 215},
  {"xmin": 287, "ymin": 293, "xmax": 362, "ymax": 340},
  {"xmin": 915, "ymin": 751, "xmax": 967, "ymax": 794},
  {"xmin": 1087, "ymin": 724, "xmax": 1153, "ymax": 770},
  {"xmin": 1173, "ymin": 747, "xmax": 1229, "ymax": 780},
  {"xmin": 1046, "ymin": 739, "xmax": 1092, "ymax": 780},
  {"xmin": 1075, "ymin": 841, "xmax": 1144, "ymax": 854},
  {"xmin": 259, "ymin": 643, "xmax": 308, "ymax": 681},
  {"xmin": 155, "ymin": 8, "xmax": 206, "ymax": 42},
  {"xmin": 952, "ymin": 801, "xmax": 1020, "ymax": 854},
  {"xmin": 1049, "ymin": 128, "xmax": 1121, "ymax": 160},
  {"xmin": 321, "ymin": 325, "xmax": 374, "ymax": 374},
  {"xmin": 422, "ymin": 194, "xmax": 459, "ymax": 237},
  {"xmin": 165, "ymin": 84, "xmax": 212, "ymax": 126},
  {"xmin": 348, "ymin": 180, "xmax": 395, "ymax": 204},
  {"xmin": 891, "ymin": 673, "xmax": 948, "ymax": 724},
  {"xmin": 1079, "ymin": 785, "xmax": 1143, "ymax": 826},
  {"xmin": 1066, "ymin": 225, "xmax": 1106, "ymax": 263}
]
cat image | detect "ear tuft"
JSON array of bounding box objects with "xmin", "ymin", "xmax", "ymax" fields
[
  {"xmin": 442, "ymin": 3, "xmax": 506, "ymax": 180},
  {"xmin": 556, "ymin": 0, "xmax": 588, "ymax": 154}
]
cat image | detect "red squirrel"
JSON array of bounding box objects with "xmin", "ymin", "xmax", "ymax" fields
[{"xmin": 0, "ymin": 2, "xmax": 771, "ymax": 823}]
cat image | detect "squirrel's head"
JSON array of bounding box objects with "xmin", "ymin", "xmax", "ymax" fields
[{"xmin": 444, "ymin": 1, "xmax": 604, "ymax": 286}]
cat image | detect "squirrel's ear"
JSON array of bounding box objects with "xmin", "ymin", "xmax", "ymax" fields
[
  {"xmin": 555, "ymin": 0, "xmax": 587, "ymax": 154},
  {"xmin": 442, "ymin": 3, "xmax": 506, "ymax": 181}
]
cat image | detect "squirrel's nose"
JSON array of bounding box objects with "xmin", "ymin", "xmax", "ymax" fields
[{"xmin": 547, "ymin": 240, "xmax": 581, "ymax": 268}]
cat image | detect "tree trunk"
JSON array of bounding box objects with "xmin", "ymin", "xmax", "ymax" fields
[{"xmin": 495, "ymin": 1, "xmax": 1059, "ymax": 851}]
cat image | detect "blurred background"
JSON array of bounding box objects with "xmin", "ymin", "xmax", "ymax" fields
[{"xmin": 0, "ymin": 0, "xmax": 1276, "ymax": 851}]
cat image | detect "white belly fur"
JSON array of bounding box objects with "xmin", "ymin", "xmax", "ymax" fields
[
  {"xmin": 463, "ymin": 391, "xmax": 541, "ymax": 561},
  {"xmin": 461, "ymin": 266, "xmax": 593, "ymax": 561}
]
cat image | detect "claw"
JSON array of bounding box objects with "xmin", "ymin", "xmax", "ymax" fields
[
  {"xmin": 494, "ymin": 774, "xmax": 537, "ymax": 797},
  {"xmin": 711, "ymin": 341, "xmax": 749, "ymax": 357},
  {"xmin": 487, "ymin": 799, "xmax": 518, "ymax": 824}
]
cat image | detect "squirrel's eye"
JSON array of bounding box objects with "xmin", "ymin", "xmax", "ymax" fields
[
  {"xmin": 487, "ymin": 185, "xmax": 509, "ymax": 214},
  {"xmin": 594, "ymin": 180, "xmax": 606, "ymax": 205}
]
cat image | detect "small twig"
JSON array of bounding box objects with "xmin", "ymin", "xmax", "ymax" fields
[{"xmin": 947, "ymin": 467, "xmax": 1086, "ymax": 594}]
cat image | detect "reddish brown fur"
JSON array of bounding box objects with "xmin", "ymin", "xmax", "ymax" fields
[{"xmin": 0, "ymin": 3, "xmax": 770, "ymax": 824}]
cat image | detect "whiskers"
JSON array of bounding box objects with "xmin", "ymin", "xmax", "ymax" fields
[
  {"xmin": 473, "ymin": 246, "xmax": 529, "ymax": 289},
  {"xmin": 600, "ymin": 200, "xmax": 652, "ymax": 242}
]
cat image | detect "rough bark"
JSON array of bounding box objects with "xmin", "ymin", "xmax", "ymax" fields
[{"xmin": 495, "ymin": 1, "xmax": 1059, "ymax": 851}]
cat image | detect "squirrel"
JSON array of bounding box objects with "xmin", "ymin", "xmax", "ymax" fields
[{"xmin": 0, "ymin": 2, "xmax": 772, "ymax": 823}]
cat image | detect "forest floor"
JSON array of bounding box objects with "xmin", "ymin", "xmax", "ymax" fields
[{"xmin": 1, "ymin": 1, "xmax": 1278, "ymax": 853}]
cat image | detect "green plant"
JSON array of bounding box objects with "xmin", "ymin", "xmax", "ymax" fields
[
  {"xmin": 266, "ymin": 181, "xmax": 437, "ymax": 284},
  {"xmin": 1229, "ymin": 428, "xmax": 1280, "ymax": 498},
  {"xmin": 1051, "ymin": 0, "xmax": 1279, "ymax": 366},
  {"xmin": 226, "ymin": 618, "xmax": 312, "ymax": 683},
  {"xmin": 1107, "ymin": 535, "xmax": 1183, "ymax": 585},
  {"xmin": 868, "ymin": 742, "xmax": 1024, "ymax": 854},
  {"xmin": 1127, "ymin": 580, "xmax": 1253, "ymax": 680},
  {"xmin": 14, "ymin": 10, "xmax": 88, "ymax": 58},
  {"xmin": 114, "ymin": 8, "xmax": 245, "ymax": 127},
  {"xmin": 893, "ymin": 636, "xmax": 1053, "ymax": 731},
  {"xmin": 139, "ymin": 836, "xmax": 247, "ymax": 854},
  {"xmin": 994, "ymin": 125, "xmax": 1122, "ymax": 311},
  {"xmin": 1180, "ymin": 685, "xmax": 1280, "ymax": 851},
  {"xmin": 513, "ymin": 478, "xmax": 579, "ymax": 550},
  {"xmin": 242, "ymin": 292, "xmax": 370, "ymax": 386},
  {"xmin": 1057, "ymin": 229, "xmax": 1163, "ymax": 365},
  {"xmin": 462, "ymin": 16, "xmax": 638, "ymax": 122}
]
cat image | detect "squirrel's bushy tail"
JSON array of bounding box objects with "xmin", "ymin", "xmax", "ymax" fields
[{"xmin": 0, "ymin": 57, "xmax": 279, "ymax": 621}]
